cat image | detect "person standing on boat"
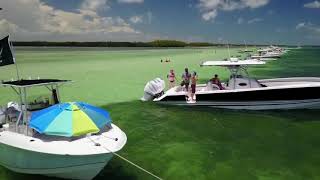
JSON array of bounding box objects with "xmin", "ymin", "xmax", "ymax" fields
[
  {"xmin": 181, "ymin": 68, "xmax": 191, "ymax": 91},
  {"xmin": 190, "ymin": 71, "xmax": 198, "ymax": 101},
  {"xmin": 167, "ymin": 69, "xmax": 176, "ymax": 89}
]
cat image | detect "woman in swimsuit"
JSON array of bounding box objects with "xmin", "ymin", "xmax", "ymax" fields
[{"xmin": 167, "ymin": 69, "xmax": 176, "ymax": 88}]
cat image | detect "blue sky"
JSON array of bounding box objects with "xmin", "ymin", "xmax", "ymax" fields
[{"xmin": 0, "ymin": 0, "xmax": 319, "ymax": 45}]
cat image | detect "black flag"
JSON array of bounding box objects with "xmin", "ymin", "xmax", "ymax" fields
[{"xmin": 0, "ymin": 36, "xmax": 15, "ymax": 66}]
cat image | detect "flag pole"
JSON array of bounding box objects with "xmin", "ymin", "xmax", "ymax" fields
[
  {"xmin": 9, "ymin": 37, "xmax": 21, "ymax": 80},
  {"xmin": 14, "ymin": 58, "xmax": 20, "ymax": 80}
]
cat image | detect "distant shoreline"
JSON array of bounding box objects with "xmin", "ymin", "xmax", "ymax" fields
[{"xmin": 12, "ymin": 40, "xmax": 316, "ymax": 48}]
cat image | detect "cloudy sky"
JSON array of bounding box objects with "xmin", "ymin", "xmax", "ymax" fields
[{"xmin": 0, "ymin": 0, "xmax": 319, "ymax": 45}]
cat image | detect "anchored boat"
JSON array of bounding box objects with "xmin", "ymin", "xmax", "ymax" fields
[
  {"xmin": 0, "ymin": 35, "xmax": 126, "ymax": 179},
  {"xmin": 142, "ymin": 59, "xmax": 320, "ymax": 110},
  {"xmin": 251, "ymin": 45, "xmax": 287, "ymax": 59},
  {"xmin": 0, "ymin": 80, "xmax": 127, "ymax": 180}
]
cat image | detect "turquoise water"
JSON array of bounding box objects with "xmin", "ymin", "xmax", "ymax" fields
[{"xmin": 1, "ymin": 47, "xmax": 320, "ymax": 180}]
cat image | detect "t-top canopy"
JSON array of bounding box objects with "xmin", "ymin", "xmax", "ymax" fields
[
  {"xmin": 1, "ymin": 79, "xmax": 71, "ymax": 88},
  {"xmin": 200, "ymin": 59, "xmax": 266, "ymax": 67}
]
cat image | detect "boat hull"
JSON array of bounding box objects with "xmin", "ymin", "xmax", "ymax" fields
[
  {"xmin": 157, "ymin": 99, "xmax": 320, "ymax": 110},
  {"xmin": 0, "ymin": 143, "xmax": 113, "ymax": 180},
  {"xmin": 251, "ymin": 55, "xmax": 281, "ymax": 58},
  {"xmin": 155, "ymin": 84, "xmax": 320, "ymax": 110}
]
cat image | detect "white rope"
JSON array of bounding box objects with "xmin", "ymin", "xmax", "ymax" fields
[{"xmin": 88, "ymin": 137, "xmax": 163, "ymax": 180}]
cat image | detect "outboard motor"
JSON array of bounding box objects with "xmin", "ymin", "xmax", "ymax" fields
[
  {"xmin": 141, "ymin": 78, "xmax": 165, "ymax": 101},
  {"xmin": 6, "ymin": 102, "xmax": 21, "ymax": 122},
  {"xmin": 0, "ymin": 106, "xmax": 5, "ymax": 124}
]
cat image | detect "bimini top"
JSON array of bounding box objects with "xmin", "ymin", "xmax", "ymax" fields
[
  {"xmin": 200, "ymin": 59, "xmax": 266, "ymax": 67},
  {"xmin": 1, "ymin": 79, "xmax": 71, "ymax": 88}
]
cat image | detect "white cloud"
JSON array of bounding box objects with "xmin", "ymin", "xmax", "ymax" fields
[
  {"xmin": 240, "ymin": 0, "xmax": 270, "ymax": 8},
  {"xmin": 129, "ymin": 16, "xmax": 143, "ymax": 24},
  {"xmin": 198, "ymin": 0, "xmax": 270, "ymax": 21},
  {"xmin": 247, "ymin": 18, "xmax": 263, "ymax": 24},
  {"xmin": 296, "ymin": 22, "xmax": 320, "ymax": 34},
  {"xmin": 81, "ymin": 0, "xmax": 109, "ymax": 12},
  {"xmin": 237, "ymin": 17, "xmax": 244, "ymax": 24},
  {"xmin": 128, "ymin": 11, "xmax": 153, "ymax": 25},
  {"xmin": 202, "ymin": 10, "xmax": 217, "ymax": 21},
  {"xmin": 296, "ymin": 22, "xmax": 320, "ymax": 42},
  {"xmin": 236, "ymin": 17, "xmax": 263, "ymax": 24},
  {"xmin": 296, "ymin": 22, "xmax": 306, "ymax": 30},
  {"xmin": 0, "ymin": 19, "xmax": 20, "ymax": 34},
  {"xmin": 118, "ymin": 0, "xmax": 144, "ymax": 3},
  {"xmin": 304, "ymin": 1, "xmax": 320, "ymax": 8},
  {"xmin": 0, "ymin": 0, "xmax": 144, "ymax": 41}
]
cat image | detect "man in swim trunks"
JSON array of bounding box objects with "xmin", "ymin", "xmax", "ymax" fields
[
  {"xmin": 190, "ymin": 71, "xmax": 198, "ymax": 101},
  {"xmin": 181, "ymin": 68, "xmax": 191, "ymax": 91}
]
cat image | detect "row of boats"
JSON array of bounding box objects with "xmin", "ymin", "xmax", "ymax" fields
[
  {"xmin": 249, "ymin": 45, "xmax": 289, "ymax": 59},
  {"xmin": 142, "ymin": 46, "xmax": 320, "ymax": 110}
]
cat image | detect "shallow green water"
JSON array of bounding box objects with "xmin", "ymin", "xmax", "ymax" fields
[{"xmin": 1, "ymin": 47, "xmax": 320, "ymax": 180}]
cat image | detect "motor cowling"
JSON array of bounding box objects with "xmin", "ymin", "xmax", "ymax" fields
[
  {"xmin": 0, "ymin": 107, "xmax": 5, "ymax": 124},
  {"xmin": 141, "ymin": 78, "xmax": 165, "ymax": 101}
]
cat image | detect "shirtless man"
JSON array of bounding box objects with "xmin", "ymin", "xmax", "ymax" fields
[
  {"xmin": 181, "ymin": 68, "xmax": 191, "ymax": 91},
  {"xmin": 210, "ymin": 74, "xmax": 224, "ymax": 90},
  {"xmin": 190, "ymin": 71, "xmax": 198, "ymax": 101}
]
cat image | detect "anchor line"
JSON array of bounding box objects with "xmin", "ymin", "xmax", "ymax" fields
[{"xmin": 87, "ymin": 137, "xmax": 163, "ymax": 180}]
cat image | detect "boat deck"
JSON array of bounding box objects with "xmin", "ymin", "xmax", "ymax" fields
[
  {"xmin": 0, "ymin": 110, "xmax": 127, "ymax": 155},
  {"xmin": 259, "ymin": 77, "xmax": 320, "ymax": 87},
  {"xmin": 0, "ymin": 123, "xmax": 127, "ymax": 155}
]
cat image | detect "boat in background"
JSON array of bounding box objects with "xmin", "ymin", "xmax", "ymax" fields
[
  {"xmin": 142, "ymin": 58, "xmax": 320, "ymax": 110},
  {"xmin": 251, "ymin": 45, "xmax": 287, "ymax": 59}
]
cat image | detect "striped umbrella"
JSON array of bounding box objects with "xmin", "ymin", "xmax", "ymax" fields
[{"xmin": 29, "ymin": 102, "xmax": 111, "ymax": 137}]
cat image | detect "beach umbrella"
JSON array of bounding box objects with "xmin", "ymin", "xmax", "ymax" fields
[{"xmin": 29, "ymin": 102, "xmax": 111, "ymax": 137}]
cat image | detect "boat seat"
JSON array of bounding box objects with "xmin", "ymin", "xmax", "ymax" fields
[{"xmin": 206, "ymin": 82, "xmax": 221, "ymax": 91}]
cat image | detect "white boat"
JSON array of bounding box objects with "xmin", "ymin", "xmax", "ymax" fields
[
  {"xmin": 251, "ymin": 52, "xmax": 282, "ymax": 58},
  {"xmin": 142, "ymin": 59, "xmax": 320, "ymax": 110},
  {"xmin": 253, "ymin": 45, "xmax": 288, "ymax": 59},
  {"xmin": 0, "ymin": 79, "xmax": 127, "ymax": 180}
]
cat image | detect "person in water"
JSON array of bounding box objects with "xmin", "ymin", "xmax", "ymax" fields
[
  {"xmin": 167, "ymin": 69, "xmax": 176, "ymax": 88},
  {"xmin": 190, "ymin": 71, "xmax": 198, "ymax": 101},
  {"xmin": 210, "ymin": 74, "xmax": 224, "ymax": 90},
  {"xmin": 181, "ymin": 68, "xmax": 191, "ymax": 91}
]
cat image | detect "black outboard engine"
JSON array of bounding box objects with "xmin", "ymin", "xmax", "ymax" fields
[{"xmin": 141, "ymin": 78, "xmax": 165, "ymax": 101}]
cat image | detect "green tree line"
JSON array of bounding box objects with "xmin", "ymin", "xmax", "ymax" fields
[
  {"xmin": 12, "ymin": 40, "xmax": 272, "ymax": 47},
  {"xmin": 12, "ymin": 40, "xmax": 218, "ymax": 47}
]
